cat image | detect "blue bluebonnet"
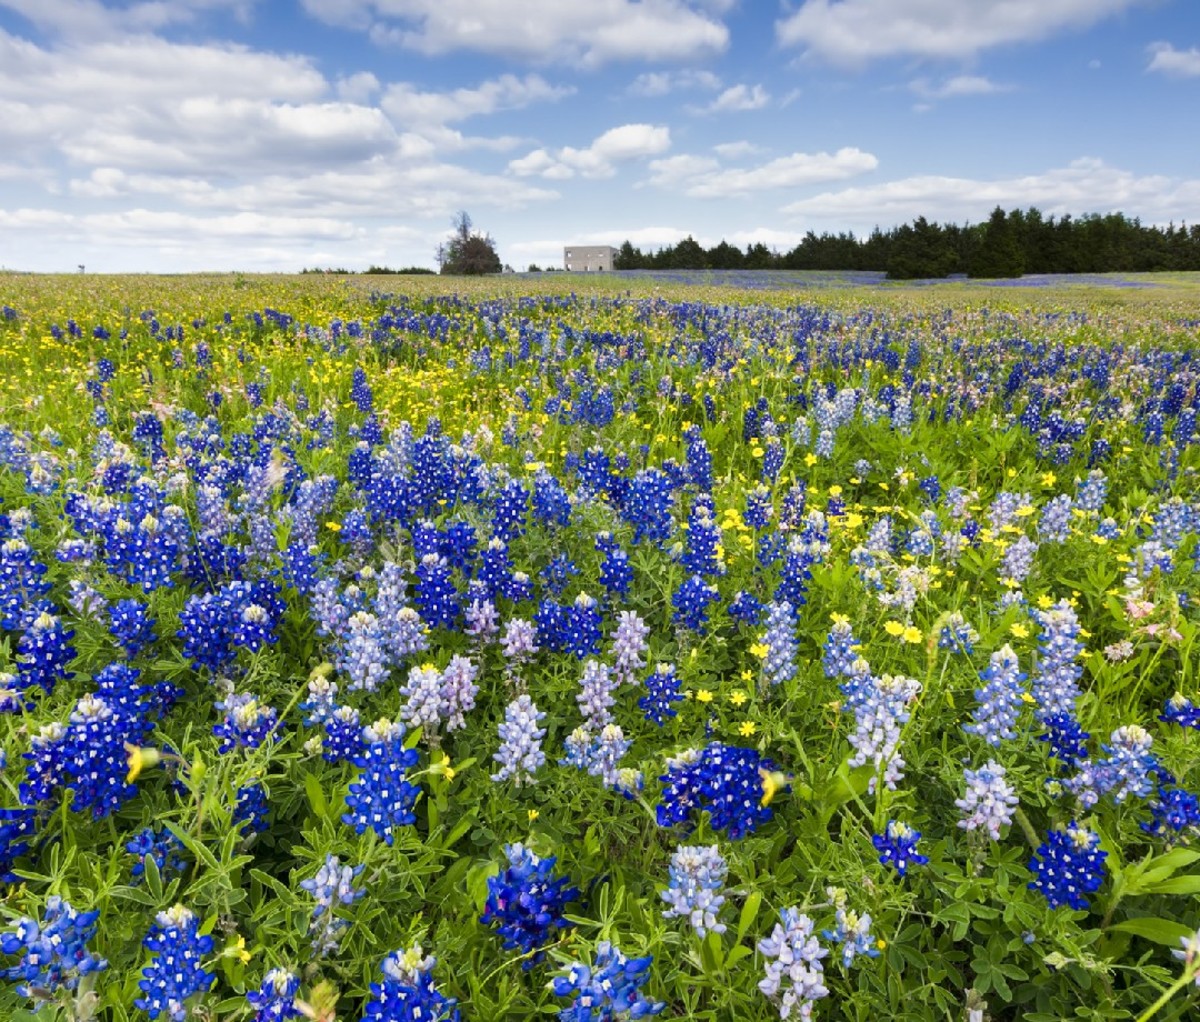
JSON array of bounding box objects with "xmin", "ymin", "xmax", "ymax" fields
[
  {"xmin": 108, "ymin": 598, "xmax": 157, "ymax": 657},
  {"xmin": 0, "ymin": 807, "xmax": 36, "ymax": 882},
  {"xmin": 955, "ymin": 760, "xmax": 1018, "ymax": 840},
  {"xmin": 624, "ymin": 468, "xmax": 674, "ymax": 545},
  {"xmin": 246, "ymin": 968, "xmax": 301, "ymax": 1022},
  {"xmin": 1028, "ymin": 823, "xmax": 1107, "ymax": 910},
  {"xmin": 822, "ymin": 619, "xmax": 859, "ymax": 679},
  {"xmin": 657, "ymin": 743, "xmax": 779, "ymax": 840},
  {"xmin": 683, "ymin": 424, "xmax": 712, "ymax": 491},
  {"xmin": 681, "ymin": 497, "xmax": 722, "ymax": 577},
  {"xmin": 323, "ymin": 706, "xmax": 364, "ymax": 763},
  {"xmin": 639, "ymin": 663, "xmax": 683, "ymax": 726},
  {"xmin": 661, "ymin": 844, "xmax": 728, "ymax": 937},
  {"xmin": 937, "ymin": 612, "xmax": 979, "ymax": 654},
  {"xmin": 213, "ymin": 693, "xmax": 281, "ymax": 753},
  {"xmin": 127, "ymin": 826, "xmax": 187, "ymax": 883},
  {"xmin": 1074, "ymin": 470, "xmax": 1108, "ymax": 513},
  {"xmin": 233, "ymin": 783, "xmax": 271, "ymax": 837},
  {"xmin": 415, "ymin": 555, "xmax": 460, "ymax": 630},
  {"xmin": 873, "ymin": 820, "xmax": 928, "ymax": 878},
  {"xmin": 340, "ymin": 611, "xmax": 390, "ymax": 693},
  {"xmin": 343, "ymin": 735, "xmax": 420, "ymax": 845},
  {"xmin": 672, "ymin": 574, "xmax": 719, "ymax": 634},
  {"xmin": 1040, "ymin": 712, "xmax": 1091, "ymax": 771},
  {"xmin": 0, "ymin": 895, "xmax": 107, "ymax": 1001},
  {"xmin": 481, "ymin": 843, "xmax": 578, "ymax": 967},
  {"xmin": 758, "ymin": 908, "xmax": 828, "ymax": 1020},
  {"xmin": 532, "ymin": 469, "xmax": 572, "ymax": 528},
  {"xmin": 728, "ymin": 590, "xmax": 763, "ymax": 627},
  {"xmin": 362, "ymin": 945, "xmax": 459, "ymax": 1022},
  {"xmin": 135, "ymin": 904, "xmax": 217, "ymax": 1021},
  {"xmin": 552, "ymin": 941, "xmax": 664, "ymax": 1022},
  {"xmin": 17, "ymin": 610, "xmax": 75, "ymax": 696},
  {"xmin": 964, "ymin": 645, "xmax": 1026, "ymax": 747},
  {"xmin": 351, "ymin": 365, "xmax": 374, "ymax": 412},
  {"xmin": 1066, "ymin": 725, "xmax": 1158, "ymax": 808},
  {"xmin": 1161, "ymin": 692, "xmax": 1200, "ymax": 730},
  {"xmin": 822, "ymin": 892, "xmax": 880, "ymax": 969},
  {"xmin": 565, "ymin": 593, "xmax": 603, "ymax": 659},
  {"xmin": 760, "ymin": 601, "xmax": 797, "ymax": 688},
  {"xmin": 1141, "ymin": 773, "xmax": 1200, "ymax": 843},
  {"xmin": 0, "ymin": 539, "xmax": 52, "ymax": 630},
  {"xmin": 177, "ymin": 580, "xmax": 283, "ymax": 673},
  {"xmin": 299, "ymin": 853, "xmax": 365, "ymax": 956},
  {"xmin": 543, "ymin": 553, "xmax": 579, "ymax": 597},
  {"xmin": 492, "ymin": 695, "xmax": 547, "ymax": 785},
  {"xmin": 598, "ymin": 544, "xmax": 634, "ymax": 598}
]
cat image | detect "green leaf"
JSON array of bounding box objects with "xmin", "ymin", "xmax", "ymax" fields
[
  {"xmin": 1109, "ymin": 918, "xmax": 1194, "ymax": 947},
  {"xmin": 304, "ymin": 771, "xmax": 328, "ymax": 819},
  {"xmin": 1144, "ymin": 875, "xmax": 1200, "ymax": 895},
  {"xmin": 737, "ymin": 890, "xmax": 762, "ymax": 942}
]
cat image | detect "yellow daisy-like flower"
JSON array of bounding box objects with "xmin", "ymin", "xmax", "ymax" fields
[
  {"xmin": 324, "ymin": 521, "xmax": 342, "ymax": 532},
  {"xmin": 730, "ymin": 690, "xmax": 748, "ymax": 707},
  {"xmin": 750, "ymin": 642, "xmax": 770, "ymax": 659},
  {"xmin": 883, "ymin": 620, "xmax": 905, "ymax": 637},
  {"xmin": 528, "ymin": 809, "xmax": 540, "ymax": 823},
  {"xmin": 901, "ymin": 626, "xmax": 923, "ymax": 644},
  {"xmin": 696, "ymin": 689, "xmax": 714, "ymax": 704},
  {"xmin": 1040, "ymin": 472, "xmax": 1057, "ymax": 487},
  {"xmin": 804, "ymin": 452, "xmax": 818, "ymax": 467},
  {"xmin": 740, "ymin": 670, "xmax": 753, "ymax": 682},
  {"xmin": 739, "ymin": 721, "xmax": 758, "ymax": 737},
  {"xmin": 1010, "ymin": 623, "xmax": 1029, "ymax": 639},
  {"xmin": 1036, "ymin": 594, "xmax": 1054, "ymax": 609},
  {"xmin": 751, "ymin": 446, "xmax": 765, "ymax": 458}
]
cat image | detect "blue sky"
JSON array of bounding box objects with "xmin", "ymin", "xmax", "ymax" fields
[{"xmin": 1, "ymin": 0, "xmax": 1198, "ymax": 272}]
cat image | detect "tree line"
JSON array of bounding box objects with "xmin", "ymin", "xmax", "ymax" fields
[{"xmin": 612, "ymin": 207, "xmax": 1200, "ymax": 279}]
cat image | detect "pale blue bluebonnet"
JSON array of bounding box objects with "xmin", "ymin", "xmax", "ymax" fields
[
  {"xmin": 847, "ymin": 673, "xmax": 921, "ymax": 793},
  {"xmin": 964, "ymin": 645, "xmax": 1025, "ymax": 746},
  {"xmin": 761, "ymin": 601, "xmax": 797, "ymax": 688},
  {"xmin": 577, "ymin": 660, "xmax": 617, "ymax": 730},
  {"xmin": 821, "ymin": 893, "xmax": 880, "ymax": 969},
  {"xmin": 661, "ymin": 844, "xmax": 728, "ymax": 937},
  {"xmin": 300, "ymin": 853, "xmax": 365, "ymax": 956},
  {"xmin": 955, "ymin": 760, "xmax": 1018, "ymax": 839},
  {"xmin": 1038, "ymin": 494, "xmax": 1073, "ymax": 543},
  {"xmin": 1031, "ymin": 601, "xmax": 1083, "ymax": 723},
  {"xmin": 492, "ymin": 695, "xmax": 546, "ymax": 785},
  {"xmin": 758, "ymin": 908, "xmax": 828, "ymax": 1020},
  {"xmin": 610, "ymin": 611, "xmax": 650, "ymax": 687}
]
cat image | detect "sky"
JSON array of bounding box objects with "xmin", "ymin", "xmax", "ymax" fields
[{"xmin": 1, "ymin": 0, "xmax": 1198, "ymax": 273}]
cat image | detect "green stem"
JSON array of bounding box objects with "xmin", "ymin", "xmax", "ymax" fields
[
  {"xmin": 1135, "ymin": 963, "xmax": 1198, "ymax": 1022},
  {"xmin": 1012, "ymin": 807, "xmax": 1041, "ymax": 852}
]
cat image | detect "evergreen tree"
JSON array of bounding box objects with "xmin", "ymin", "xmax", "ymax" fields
[{"xmin": 969, "ymin": 207, "xmax": 1025, "ymax": 278}]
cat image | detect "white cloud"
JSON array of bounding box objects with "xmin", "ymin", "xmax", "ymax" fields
[
  {"xmin": 304, "ymin": 0, "xmax": 729, "ymax": 65},
  {"xmin": 381, "ymin": 74, "xmax": 573, "ymax": 127},
  {"xmin": 509, "ymin": 124, "xmax": 671, "ymax": 179},
  {"xmin": 909, "ymin": 75, "xmax": 1012, "ymax": 99},
  {"xmin": 628, "ymin": 69, "xmax": 722, "ymax": 96},
  {"xmin": 336, "ymin": 71, "xmax": 381, "ymax": 102},
  {"xmin": 648, "ymin": 147, "xmax": 878, "ymax": 198},
  {"xmin": 713, "ymin": 141, "xmax": 764, "ymax": 159},
  {"xmin": 697, "ymin": 83, "xmax": 771, "ymax": 112},
  {"xmin": 780, "ymin": 158, "xmax": 1200, "ymax": 227},
  {"xmin": 776, "ymin": 0, "xmax": 1145, "ymax": 64},
  {"xmin": 1146, "ymin": 42, "xmax": 1200, "ymax": 77}
]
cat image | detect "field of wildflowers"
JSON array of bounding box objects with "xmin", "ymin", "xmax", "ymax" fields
[{"xmin": 0, "ymin": 270, "xmax": 1197, "ymax": 1022}]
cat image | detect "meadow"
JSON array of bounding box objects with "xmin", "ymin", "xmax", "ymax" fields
[{"xmin": 0, "ymin": 269, "xmax": 1197, "ymax": 1022}]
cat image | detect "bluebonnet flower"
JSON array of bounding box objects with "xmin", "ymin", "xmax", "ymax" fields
[
  {"xmin": 501, "ymin": 618, "xmax": 538, "ymax": 674},
  {"xmin": 1001, "ymin": 534, "xmax": 1038, "ymax": 584},
  {"xmin": 351, "ymin": 365, "xmax": 373, "ymax": 412},
  {"xmin": 481, "ymin": 843, "xmax": 578, "ymax": 966},
  {"xmin": 383, "ymin": 607, "xmax": 429, "ymax": 663},
  {"xmin": 492, "ymin": 695, "xmax": 547, "ymax": 785},
  {"xmin": 127, "ymin": 826, "xmax": 187, "ymax": 883},
  {"xmin": 1095, "ymin": 516, "xmax": 1121, "ymax": 540},
  {"xmin": 299, "ymin": 853, "xmax": 365, "ymax": 956},
  {"xmin": 246, "ymin": 968, "xmax": 301, "ymax": 1022},
  {"xmin": 1141, "ymin": 776, "xmax": 1200, "ymax": 843},
  {"xmin": 672, "ymin": 574, "xmax": 719, "ymax": 634},
  {"xmin": 1031, "ymin": 601, "xmax": 1084, "ymax": 723},
  {"xmin": 847, "ymin": 673, "xmax": 922, "ymax": 793},
  {"xmin": 577, "ymin": 660, "xmax": 617, "ymax": 730},
  {"xmin": 233, "ymin": 783, "xmax": 271, "ymax": 837},
  {"xmin": 639, "ymin": 663, "xmax": 683, "ymax": 726},
  {"xmin": 587, "ymin": 724, "xmax": 634, "ymax": 790},
  {"xmin": 343, "ymin": 735, "xmax": 420, "ymax": 845},
  {"xmin": 611, "ymin": 611, "xmax": 650, "ymax": 687},
  {"xmin": 135, "ymin": 904, "xmax": 217, "ymax": 1021},
  {"xmin": 963, "ymin": 645, "xmax": 1026, "ymax": 746},
  {"xmin": 552, "ymin": 941, "xmax": 664, "ymax": 1022},
  {"xmin": 599, "ymin": 544, "xmax": 634, "ymax": 598},
  {"xmin": 873, "ymin": 820, "xmax": 928, "ymax": 878},
  {"xmin": 1040, "ymin": 712, "xmax": 1091, "ymax": 771},
  {"xmin": 465, "ymin": 598, "xmax": 499, "ymax": 644},
  {"xmin": 683, "ymin": 424, "xmax": 713, "ymax": 491},
  {"xmin": 535, "ymin": 599, "xmax": 567, "ymax": 654},
  {"xmin": 213, "ymin": 693, "xmax": 281, "ymax": 753},
  {"xmin": 66, "ymin": 579, "xmax": 106, "ymax": 620},
  {"xmin": 108, "ymin": 598, "xmax": 157, "ymax": 657},
  {"xmin": 937, "ymin": 612, "xmax": 979, "ymax": 654},
  {"xmin": 624, "ymin": 468, "xmax": 674, "ymax": 545},
  {"xmin": 988, "ymin": 491, "xmax": 1031, "ymax": 533},
  {"xmin": 1161, "ymin": 692, "xmax": 1200, "ymax": 730},
  {"xmin": 565, "ymin": 593, "xmax": 603, "ymax": 659},
  {"xmin": 657, "ymin": 743, "xmax": 779, "ymax": 840},
  {"xmin": 0, "ymin": 807, "xmax": 36, "ymax": 882},
  {"xmin": 821, "ymin": 892, "xmax": 880, "ymax": 969},
  {"xmin": 323, "ymin": 706, "xmax": 364, "ymax": 763},
  {"xmin": 758, "ymin": 908, "xmax": 828, "ymax": 1021},
  {"xmin": 956, "ymin": 760, "xmax": 1018, "ymax": 839},
  {"xmin": 440, "ymin": 655, "xmax": 479, "ymax": 732},
  {"xmin": 822, "ymin": 619, "xmax": 859, "ymax": 679},
  {"xmin": 17, "ymin": 610, "xmax": 75, "ymax": 696},
  {"xmin": 340, "ymin": 611, "xmax": 390, "ymax": 693},
  {"xmin": 1038, "ymin": 494, "xmax": 1073, "ymax": 543},
  {"xmin": 532, "ymin": 469, "xmax": 572, "ymax": 528},
  {"xmin": 1067, "ymin": 725, "xmax": 1158, "ymax": 807},
  {"xmin": 1074, "ymin": 470, "xmax": 1108, "ymax": 514},
  {"xmin": 728, "ymin": 590, "xmax": 763, "ymax": 627},
  {"xmin": 0, "ymin": 896, "xmax": 107, "ymax": 1001},
  {"xmin": 661, "ymin": 844, "xmax": 728, "ymax": 937},
  {"xmin": 415, "ymin": 555, "xmax": 459, "ymax": 631},
  {"xmin": 543, "ymin": 553, "xmax": 580, "ymax": 597},
  {"xmin": 760, "ymin": 601, "xmax": 797, "ymax": 688},
  {"xmin": 493, "ymin": 478, "xmax": 529, "ymax": 541},
  {"xmin": 1028, "ymin": 823, "xmax": 1106, "ymax": 910},
  {"xmin": 362, "ymin": 945, "xmax": 459, "ymax": 1022},
  {"xmin": 681, "ymin": 497, "xmax": 722, "ymax": 577},
  {"xmin": 400, "ymin": 663, "xmax": 445, "ymax": 734}
]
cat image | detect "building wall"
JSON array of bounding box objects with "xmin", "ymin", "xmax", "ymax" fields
[{"xmin": 563, "ymin": 245, "xmax": 616, "ymax": 272}]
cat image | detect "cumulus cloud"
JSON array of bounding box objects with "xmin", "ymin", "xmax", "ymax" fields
[
  {"xmin": 509, "ymin": 124, "xmax": 671, "ymax": 179},
  {"xmin": 627, "ymin": 69, "xmax": 722, "ymax": 96},
  {"xmin": 1146, "ymin": 42, "xmax": 1200, "ymax": 77},
  {"xmin": 780, "ymin": 158, "xmax": 1200, "ymax": 227},
  {"xmin": 776, "ymin": 0, "xmax": 1145, "ymax": 64},
  {"xmin": 381, "ymin": 74, "xmax": 573, "ymax": 127},
  {"xmin": 303, "ymin": 0, "xmax": 729, "ymax": 65},
  {"xmin": 647, "ymin": 147, "xmax": 878, "ymax": 198}
]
